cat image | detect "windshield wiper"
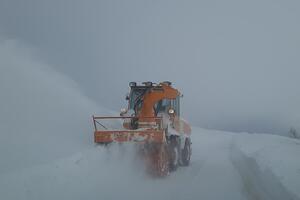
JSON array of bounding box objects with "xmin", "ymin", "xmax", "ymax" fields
[{"xmin": 133, "ymin": 89, "xmax": 148, "ymax": 112}]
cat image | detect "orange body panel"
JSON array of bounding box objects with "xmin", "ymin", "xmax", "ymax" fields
[
  {"xmin": 139, "ymin": 84, "xmax": 180, "ymax": 121},
  {"xmin": 93, "ymin": 116, "xmax": 165, "ymax": 143}
]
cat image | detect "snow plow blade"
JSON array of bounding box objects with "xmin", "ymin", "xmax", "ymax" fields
[
  {"xmin": 94, "ymin": 130, "xmax": 165, "ymax": 143},
  {"xmin": 92, "ymin": 116, "xmax": 165, "ymax": 143}
]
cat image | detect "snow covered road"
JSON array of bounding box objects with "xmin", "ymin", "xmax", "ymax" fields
[
  {"xmin": 169, "ymin": 127, "xmax": 247, "ymax": 200},
  {"xmin": 1, "ymin": 126, "xmax": 300, "ymax": 200},
  {"xmin": 0, "ymin": 128, "xmax": 249, "ymax": 200}
]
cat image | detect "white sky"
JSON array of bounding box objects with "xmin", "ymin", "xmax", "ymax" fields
[{"xmin": 0, "ymin": 0, "xmax": 299, "ymax": 134}]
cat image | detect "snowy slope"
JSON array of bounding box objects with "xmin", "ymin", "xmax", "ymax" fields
[
  {"xmin": 1, "ymin": 40, "xmax": 299, "ymax": 200},
  {"xmin": 0, "ymin": 40, "xmax": 114, "ymax": 174},
  {"xmin": 232, "ymin": 133, "xmax": 300, "ymax": 200}
]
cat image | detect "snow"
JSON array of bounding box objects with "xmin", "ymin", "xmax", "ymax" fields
[
  {"xmin": 0, "ymin": 40, "xmax": 112, "ymax": 175},
  {"xmin": 232, "ymin": 133, "xmax": 300, "ymax": 199},
  {"xmin": 0, "ymin": 40, "xmax": 300, "ymax": 200},
  {"xmin": 0, "ymin": 128, "xmax": 249, "ymax": 200}
]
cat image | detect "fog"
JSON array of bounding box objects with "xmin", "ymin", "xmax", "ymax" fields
[
  {"xmin": 0, "ymin": 39, "xmax": 104, "ymax": 173},
  {"xmin": 0, "ymin": 40, "xmax": 232, "ymax": 200},
  {"xmin": 0, "ymin": 41, "xmax": 299, "ymax": 199},
  {"xmin": 0, "ymin": 0, "xmax": 300, "ymax": 134}
]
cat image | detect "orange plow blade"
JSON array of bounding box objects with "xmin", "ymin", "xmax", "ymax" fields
[
  {"xmin": 92, "ymin": 116, "xmax": 170, "ymax": 177},
  {"xmin": 94, "ymin": 130, "xmax": 165, "ymax": 143},
  {"xmin": 92, "ymin": 116, "xmax": 165, "ymax": 143}
]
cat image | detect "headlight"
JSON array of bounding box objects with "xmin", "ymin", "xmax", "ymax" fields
[
  {"xmin": 120, "ymin": 108, "xmax": 128, "ymax": 116},
  {"xmin": 142, "ymin": 81, "xmax": 153, "ymax": 87},
  {"xmin": 168, "ymin": 108, "xmax": 175, "ymax": 114}
]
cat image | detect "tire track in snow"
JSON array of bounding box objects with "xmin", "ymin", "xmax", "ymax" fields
[{"xmin": 167, "ymin": 128, "xmax": 248, "ymax": 200}]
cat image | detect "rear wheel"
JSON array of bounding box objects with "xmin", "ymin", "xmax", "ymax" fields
[{"xmin": 181, "ymin": 138, "xmax": 191, "ymax": 166}]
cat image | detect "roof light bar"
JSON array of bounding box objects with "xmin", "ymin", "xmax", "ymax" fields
[
  {"xmin": 129, "ymin": 82, "xmax": 137, "ymax": 87},
  {"xmin": 142, "ymin": 81, "xmax": 153, "ymax": 87}
]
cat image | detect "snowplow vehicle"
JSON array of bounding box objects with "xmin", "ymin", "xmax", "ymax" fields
[{"xmin": 92, "ymin": 81, "xmax": 191, "ymax": 176}]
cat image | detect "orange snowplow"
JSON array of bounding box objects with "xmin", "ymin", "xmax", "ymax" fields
[{"xmin": 92, "ymin": 81, "xmax": 191, "ymax": 176}]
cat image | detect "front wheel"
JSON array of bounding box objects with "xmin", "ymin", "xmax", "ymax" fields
[
  {"xmin": 181, "ymin": 138, "xmax": 191, "ymax": 166},
  {"xmin": 156, "ymin": 144, "xmax": 170, "ymax": 177},
  {"xmin": 145, "ymin": 143, "xmax": 170, "ymax": 177},
  {"xmin": 169, "ymin": 143, "xmax": 179, "ymax": 171}
]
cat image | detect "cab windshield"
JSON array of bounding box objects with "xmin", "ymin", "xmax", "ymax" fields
[
  {"xmin": 154, "ymin": 99, "xmax": 171, "ymax": 114},
  {"xmin": 129, "ymin": 88, "xmax": 147, "ymax": 110}
]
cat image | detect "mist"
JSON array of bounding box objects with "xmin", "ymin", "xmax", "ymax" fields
[
  {"xmin": 0, "ymin": 39, "xmax": 104, "ymax": 173},
  {"xmin": 0, "ymin": 39, "xmax": 208, "ymax": 200},
  {"xmin": 1, "ymin": 2, "xmax": 300, "ymax": 198},
  {"xmin": 0, "ymin": 39, "xmax": 147, "ymax": 199},
  {"xmin": 1, "ymin": 0, "xmax": 300, "ymax": 133}
]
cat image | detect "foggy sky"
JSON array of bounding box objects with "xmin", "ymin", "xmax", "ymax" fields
[{"xmin": 0, "ymin": 0, "xmax": 299, "ymax": 134}]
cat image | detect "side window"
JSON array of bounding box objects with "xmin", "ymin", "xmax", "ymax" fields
[
  {"xmin": 161, "ymin": 99, "xmax": 169, "ymax": 108},
  {"xmin": 176, "ymin": 96, "xmax": 180, "ymax": 116},
  {"xmin": 154, "ymin": 98, "xmax": 180, "ymax": 115},
  {"xmin": 155, "ymin": 99, "xmax": 171, "ymax": 114},
  {"xmin": 171, "ymin": 99, "xmax": 175, "ymax": 112},
  {"xmin": 170, "ymin": 96, "xmax": 180, "ymax": 116}
]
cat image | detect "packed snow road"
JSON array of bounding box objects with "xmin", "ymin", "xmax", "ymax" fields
[
  {"xmin": 0, "ymin": 127, "xmax": 249, "ymax": 200},
  {"xmin": 166, "ymin": 127, "xmax": 247, "ymax": 200}
]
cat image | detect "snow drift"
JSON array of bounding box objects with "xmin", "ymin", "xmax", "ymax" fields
[
  {"xmin": 0, "ymin": 39, "xmax": 112, "ymax": 173},
  {"xmin": 231, "ymin": 133, "xmax": 300, "ymax": 200}
]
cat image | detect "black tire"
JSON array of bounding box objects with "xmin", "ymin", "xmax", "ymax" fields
[
  {"xmin": 155, "ymin": 144, "xmax": 170, "ymax": 177},
  {"xmin": 169, "ymin": 144, "xmax": 179, "ymax": 171},
  {"xmin": 144, "ymin": 143, "xmax": 170, "ymax": 177},
  {"xmin": 168, "ymin": 136, "xmax": 180, "ymax": 171},
  {"xmin": 130, "ymin": 117, "xmax": 139, "ymax": 129},
  {"xmin": 181, "ymin": 138, "xmax": 191, "ymax": 166}
]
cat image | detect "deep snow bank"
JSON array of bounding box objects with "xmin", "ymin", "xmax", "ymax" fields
[
  {"xmin": 0, "ymin": 39, "xmax": 113, "ymax": 174},
  {"xmin": 231, "ymin": 133, "xmax": 300, "ymax": 200}
]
